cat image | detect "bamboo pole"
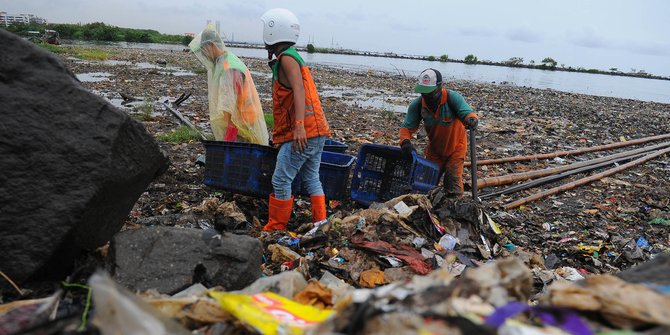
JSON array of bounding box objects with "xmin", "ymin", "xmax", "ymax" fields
[
  {"xmin": 480, "ymin": 153, "xmax": 644, "ymax": 200},
  {"xmin": 475, "ymin": 141, "xmax": 670, "ymax": 189},
  {"xmin": 503, "ymin": 147, "xmax": 670, "ymax": 209},
  {"xmin": 465, "ymin": 133, "xmax": 670, "ymax": 167}
]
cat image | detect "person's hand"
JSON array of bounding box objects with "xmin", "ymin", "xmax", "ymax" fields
[
  {"xmin": 293, "ymin": 124, "xmax": 307, "ymax": 152},
  {"xmin": 465, "ymin": 117, "xmax": 478, "ymax": 130},
  {"xmin": 400, "ymin": 140, "xmax": 415, "ymax": 161}
]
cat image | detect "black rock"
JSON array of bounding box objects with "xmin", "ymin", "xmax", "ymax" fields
[
  {"xmin": 0, "ymin": 30, "xmax": 169, "ymax": 285},
  {"xmin": 110, "ymin": 226, "xmax": 262, "ymax": 294}
]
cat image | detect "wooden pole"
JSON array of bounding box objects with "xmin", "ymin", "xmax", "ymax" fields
[
  {"xmin": 475, "ymin": 141, "xmax": 670, "ymax": 189},
  {"xmin": 465, "ymin": 133, "xmax": 670, "ymax": 167},
  {"xmin": 503, "ymin": 147, "xmax": 670, "ymax": 209},
  {"xmin": 161, "ymin": 102, "xmax": 208, "ymax": 141},
  {"xmin": 470, "ymin": 128, "xmax": 478, "ymax": 201},
  {"xmin": 480, "ymin": 153, "xmax": 644, "ymax": 200}
]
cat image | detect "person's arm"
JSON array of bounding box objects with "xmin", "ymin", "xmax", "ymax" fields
[
  {"xmin": 223, "ymin": 70, "xmax": 248, "ymax": 141},
  {"xmin": 232, "ymin": 69, "xmax": 244, "ymax": 95},
  {"xmin": 448, "ymin": 90, "xmax": 477, "ymax": 121},
  {"xmin": 399, "ymin": 98, "xmax": 422, "ymax": 144},
  {"xmin": 280, "ymin": 56, "xmax": 307, "ymax": 152}
]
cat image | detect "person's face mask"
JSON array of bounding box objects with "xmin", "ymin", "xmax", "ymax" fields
[
  {"xmin": 265, "ymin": 44, "xmax": 275, "ymax": 60},
  {"xmin": 421, "ymin": 87, "xmax": 442, "ymax": 106}
]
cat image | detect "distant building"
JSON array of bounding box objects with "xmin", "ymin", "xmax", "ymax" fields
[
  {"xmin": 205, "ymin": 19, "xmax": 221, "ymax": 34},
  {"xmin": 0, "ymin": 11, "xmax": 47, "ymax": 27}
]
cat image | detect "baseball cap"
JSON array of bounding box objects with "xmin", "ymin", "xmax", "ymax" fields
[{"xmin": 414, "ymin": 68, "xmax": 442, "ymax": 93}]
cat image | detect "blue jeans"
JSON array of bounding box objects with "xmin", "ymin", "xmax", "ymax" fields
[{"xmin": 272, "ymin": 136, "xmax": 326, "ymax": 200}]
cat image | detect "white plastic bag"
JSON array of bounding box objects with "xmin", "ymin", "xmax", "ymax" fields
[{"xmin": 88, "ymin": 271, "xmax": 191, "ymax": 335}]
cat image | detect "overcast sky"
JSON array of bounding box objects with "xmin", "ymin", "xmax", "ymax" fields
[{"xmin": 4, "ymin": 0, "xmax": 669, "ymax": 76}]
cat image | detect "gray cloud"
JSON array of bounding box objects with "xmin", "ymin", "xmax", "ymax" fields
[
  {"xmin": 389, "ymin": 21, "xmax": 423, "ymax": 33},
  {"xmin": 567, "ymin": 26, "xmax": 611, "ymax": 49},
  {"xmin": 506, "ymin": 27, "xmax": 542, "ymax": 43},
  {"xmin": 619, "ymin": 41, "xmax": 670, "ymax": 57},
  {"xmin": 459, "ymin": 26, "xmax": 497, "ymax": 37},
  {"xmin": 567, "ymin": 26, "xmax": 670, "ymax": 57}
]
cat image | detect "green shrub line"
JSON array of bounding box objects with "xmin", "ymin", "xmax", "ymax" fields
[
  {"xmin": 35, "ymin": 44, "xmax": 115, "ymax": 61},
  {"xmin": 4, "ymin": 22, "xmax": 193, "ymax": 45}
]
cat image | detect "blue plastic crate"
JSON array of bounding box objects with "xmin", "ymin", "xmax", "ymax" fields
[
  {"xmin": 350, "ymin": 144, "xmax": 440, "ymax": 206},
  {"xmin": 324, "ymin": 139, "xmax": 348, "ymax": 153},
  {"xmin": 203, "ymin": 141, "xmax": 355, "ymax": 199},
  {"xmin": 203, "ymin": 141, "xmax": 279, "ymax": 197},
  {"xmin": 294, "ymin": 151, "xmax": 356, "ymax": 200}
]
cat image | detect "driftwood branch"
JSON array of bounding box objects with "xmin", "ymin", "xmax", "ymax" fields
[
  {"xmin": 475, "ymin": 141, "xmax": 670, "ymax": 189},
  {"xmin": 161, "ymin": 102, "xmax": 207, "ymax": 141},
  {"xmin": 466, "ymin": 133, "xmax": 670, "ymax": 167},
  {"xmin": 0, "ymin": 271, "xmax": 24, "ymax": 295},
  {"xmin": 503, "ymin": 147, "xmax": 670, "ymax": 209}
]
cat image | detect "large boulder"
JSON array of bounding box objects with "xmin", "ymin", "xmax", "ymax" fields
[
  {"xmin": 110, "ymin": 226, "xmax": 262, "ymax": 294},
  {"xmin": 0, "ymin": 30, "xmax": 169, "ymax": 284}
]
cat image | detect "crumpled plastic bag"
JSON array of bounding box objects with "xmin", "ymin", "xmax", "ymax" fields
[
  {"xmin": 88, "ymin": 271, "xmax": 190, "ymax": 335},
  {"xmin": 268, "ymin": 243, "xmax": 302, "ymax": 263},
  {"xmin": 542, "ymin": 274, "xmax": 670, "ymax": 329},
  {"xmin": 237, "ymin": 271, "xmax": 308, "ymax": 298},
  {"xmin": 0, "ymin": 291, "xmax": 61, "ymax": 334},
  {"xmin": 485, "ymin": 301, "xmax": 593, "ymax": 335},
  {"xmin": 293, "ymin": 280, "xmax": 334, "ymax": 309},
  {"xmin": 358, "ymin": 269, "xmax": 386, "ymax": 288}
]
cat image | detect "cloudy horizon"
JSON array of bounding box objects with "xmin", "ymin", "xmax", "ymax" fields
[{"xmin": 3, "ymin": 0, "xmax": 669, "ymax": 76}]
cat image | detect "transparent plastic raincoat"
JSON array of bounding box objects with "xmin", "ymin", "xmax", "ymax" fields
[{"xmin": 189, "ymin": 25, "xmax": 268, "ymax": 145}]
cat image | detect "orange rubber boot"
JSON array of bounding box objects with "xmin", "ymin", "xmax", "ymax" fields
[
  {"xmin": 263, "ymin": 194, "xmax": 294, "ymax": 231},
  {"xmin": 310, "ymin": 194, "xmax": 327, "ymax": 223}
]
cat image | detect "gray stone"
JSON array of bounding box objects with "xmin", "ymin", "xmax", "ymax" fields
[
  {"xmin": 0, "ymin": 30, "xmax": 169, "ymax": 284},
  {"xmin": 111, "ymin": 226, "xmax": 262, "ymax": 294},
  {"xmin": 616, "ymin": 253, "xmax": 670, "ymax": 286}
]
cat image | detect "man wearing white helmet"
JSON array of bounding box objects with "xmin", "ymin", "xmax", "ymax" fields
[{"xmin": 260, "ymin": 8, "xmax": 331, "ymax": 231}]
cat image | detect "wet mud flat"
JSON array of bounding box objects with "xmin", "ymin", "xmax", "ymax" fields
[{"xmin": 63, "ymin": 45, "xmax": 670, "ymax": 274}]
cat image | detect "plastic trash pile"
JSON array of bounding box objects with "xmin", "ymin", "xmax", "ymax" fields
[
  {"xmin": 2, "ymin": 255, "xmax": 669, "ymax": 335},
  {"xmin": 2, "ymin": 189, "xmax": 669, "ymax": 334}
]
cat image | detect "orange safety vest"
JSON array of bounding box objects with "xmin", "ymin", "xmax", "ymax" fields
[
  {"xmin": 399, "ymin": 88, "xmax": 477, "ymax": 161},
  {"xmin": 271, "ymin": 47, "xmax": 330, "ymax": 144}
]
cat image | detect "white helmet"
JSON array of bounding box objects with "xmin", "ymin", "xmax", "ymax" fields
[{"xmin": 260, "ymin": 8, "xmax": 300, "ymax": 46}]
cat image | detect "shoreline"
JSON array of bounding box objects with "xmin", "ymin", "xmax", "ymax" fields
[
  {"xmin": 58, "ymin": 41, "xmax": 670, "ymax": 105},
  {"xmin": 226, "ymin": 41, "xmax": 670, "ymax": 82}
]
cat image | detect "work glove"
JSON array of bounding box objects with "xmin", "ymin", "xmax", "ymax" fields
[
  {"xmin": 400, "ymin": 139, "xmax": 415, "ymax": 161},
  {"xmin": 465, "ymin": 117, "xmax": 478, "ymax": 130}
]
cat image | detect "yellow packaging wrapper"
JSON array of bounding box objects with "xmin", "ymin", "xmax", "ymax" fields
[{"xmin": 209, "ymin": 291, "xmax": 333, "ymax": 335}]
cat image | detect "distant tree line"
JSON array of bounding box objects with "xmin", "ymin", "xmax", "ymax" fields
[
  {"xmin": 306, "ymin": 43, "xmax": 330, "ymax": 53},
  {"xmin": 303, "ymin": 42, "xmax": 667, "ymax": 79},
  {"xmin": 3, "ymin": 22, "xmax": 193, "ymax": 45}
]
